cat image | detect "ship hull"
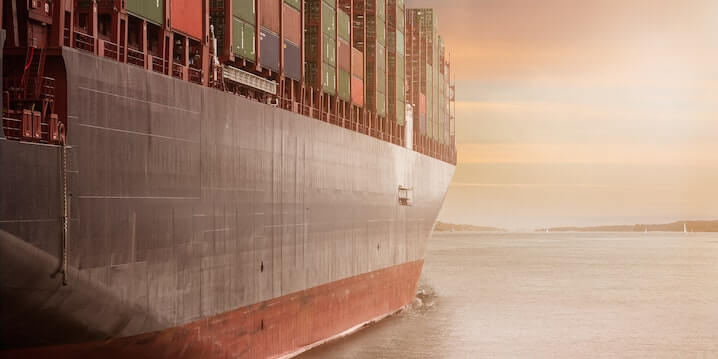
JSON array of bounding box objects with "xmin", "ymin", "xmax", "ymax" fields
[{"xmin": 0, "ymin": 48, "xmax": 454, "ymax": 357}]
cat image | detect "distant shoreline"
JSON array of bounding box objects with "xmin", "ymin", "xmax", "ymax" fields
[
  {"xmin": 434, "ymin": 221, "xmax": 506, "ymax": 233},
  {"xmin": 537, "ymin": 220, "xmax": 718, "ymax": 233}
]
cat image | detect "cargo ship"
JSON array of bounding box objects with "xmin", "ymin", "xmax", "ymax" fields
[{"xmin": 0, "ymin": 1, "xmax": 455, "ymax": 358}]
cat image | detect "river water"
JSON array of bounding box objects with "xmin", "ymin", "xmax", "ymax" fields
[{"xmin": 299, "ymin": 232, "xmax": 718, "ymax": 358}]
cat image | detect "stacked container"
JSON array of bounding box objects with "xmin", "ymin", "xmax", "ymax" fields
[
  {"xmin": 233, "ymin": 0, "xmax": 257, "ymax": 61},
  {"xmin": 283, "ymin": 0, "xmax": 302, "ymax": 80},
  {"xmin": 337, "ymin": 8, "xmax": 352, "ymax": 101},
  {"xmin": 348, "ymin": 0, "xmax": 365, "ymax": 107},
  {"xmin": 171, "ymin": 0, "xmax": 203, "ymax": 40},
  {"xmin": 126, "ymin": 0, "xmax": 164, "ymax": 26},
  {"xmin": 387, "ymin": 0, "xmax": 405, "ymax": 125},
  {"xmin": 306, "ymin": 0, "xmax": 337, "ymax": 95},
  {"xmin": 259, "ymin": 0, "xmax": 280, "ymax": 71},
  {"xmin": 366, "ymin": 0, "xmax": 387, "ymax": 117},
  {"xmin": 418, "ymin": 9, "xmax": 437, "ymax": 140}
]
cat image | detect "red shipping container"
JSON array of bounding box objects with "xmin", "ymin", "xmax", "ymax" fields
[
  {"xmin": 351, "ymin": 76, "xmax": 364, "ymax": 106},
  {"xmin": 171, "ymin": 0, "xmax": 203, "ymax": 40},
  {"xmin": 283, "ymin": 4, "xmax": 302, "ymax": 45},
  {"xmin": 338, "ymin": 39, "xmax": 351, "ymax": 72},
  {"xmin": 351, "ymin": 47, "xmax": 364, "ymax": 79},
  {"xmin": 419, "ymin": 93, "xmax": 426, "ymax": 115},
  {"xmin": 260, "ymin": 0, "xmax": 281, "ymax": 33}
]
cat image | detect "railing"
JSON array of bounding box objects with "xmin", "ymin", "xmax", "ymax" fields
[
  {"xmin": 172, "ymin": 63, "xmax": 184, "ymax": 80},
  {"xmin": 2, "ymin": 115, "xmax": 23, "ymax": 140},
  {"xmin": 73, "ymin": 31, "xmax": 95, "ymax": 53},
  {"xmin": 127, "ymin": 48, "xmax": 145, "ymax": 67},
  {"xmin": 102, "ymin": 41, "xmax": 118, "ymax": 60},
  {"xmin": 63, "ymin": 27, "xmax": 71, "ymax": 47},
  {"xmin": 41, "ymin": 77, "xmax": 56, "ymax": 98},
  {"xmin": 188, "ymin": 67, "xmax": 202, "ymax": 84},
  {"xmin": 151, "ymin": 56, "xmax": 166, "ymax": 74}
]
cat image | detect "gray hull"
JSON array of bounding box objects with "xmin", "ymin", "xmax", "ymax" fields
[{"xmin": 0, "ymin": 48, "xmax": 454, "ymax": 353}]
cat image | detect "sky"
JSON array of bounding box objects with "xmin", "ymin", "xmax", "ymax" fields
[{"xmin": 407, "ymin": 0, "xmax": 718, "ymax": 230}]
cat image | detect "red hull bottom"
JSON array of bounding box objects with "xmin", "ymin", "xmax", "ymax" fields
[{"xmin": 1, "ymin": 260, "xmax": 424, "ymax": 359}]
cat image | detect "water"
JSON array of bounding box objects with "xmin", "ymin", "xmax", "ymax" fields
[{"xmin": 299, "ymin": 232, "xmax": 718, "ymax": 358}]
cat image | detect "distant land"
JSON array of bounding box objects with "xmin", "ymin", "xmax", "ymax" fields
[
  {"xmin": 434, "ymin": 221, "xmax": 505, "ymax": 232},
  {"xmin": 538, "ymin": 220, "xmax": 718, "ymax": 233}
]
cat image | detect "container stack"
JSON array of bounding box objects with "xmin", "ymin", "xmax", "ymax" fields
[
  {"xmin": 283, "ymin": 0, "xmax": 303, "ymax": 81},
  {"xmin": 234, "ymin": 0, "xmax": 257, "ymax": 62},
  {"xmin": 365, "ymin": 0, "xmax": 387, "ymax": 117},
  {"xmin": 347, "ymin": 0, "xmax": 365, "ymax": 108},
  {"xmin": 306, "ymin": 0, "xmax": 338, "ymax": 96},
  {"xmin": 406, "ymin": 8, "xmax": 452, "ymax": 157},
  {"xmin": 387, "ymin": 0, "xmax": 405, "ymax": 127}
]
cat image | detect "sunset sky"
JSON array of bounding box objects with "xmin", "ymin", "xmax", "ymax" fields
[{"xmin": 407, "ymin": 0, "xmax": 718, "ymax": 230}]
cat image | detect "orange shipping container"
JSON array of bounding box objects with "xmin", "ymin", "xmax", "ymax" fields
[
  {"xmin": 283, "ymin": 4, "xmax": 302, "ymax": 45},
  {"xmin": 171, "ymin": 0, "xmax": 203, "ymax": 40},
  {"xmin": 351, "ymin": 76, "xmax": 364, "ymax": 106},
  {"xmin": 338, "ymin": 39, "xmax": 351, "ymax": 71},
  {"xmin": 261, "ymin": 0, "xmax": 281, "ymax": 33},
  {"xmin": 351, "ymin": 47, "xmax": 364, "ymax": 79}
]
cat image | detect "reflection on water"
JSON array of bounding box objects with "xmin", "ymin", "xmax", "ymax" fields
[{"xmin": 299, "ymin": 232, "xmax": 718, "ymax": 358}]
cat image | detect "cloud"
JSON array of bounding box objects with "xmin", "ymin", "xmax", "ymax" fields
[
  {"xmin": 457, "ymin": 143, "xmax": 718, "ymax": 166},
  {"xmin": 451, "ymin": 182, "xmax": 608, "ymax": 188}
]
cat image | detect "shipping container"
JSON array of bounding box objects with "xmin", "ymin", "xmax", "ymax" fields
[
  {"xmin": 284, "ymin": 40, "xmax": 302, "ymax": 80},
  {"xmin": 306, "ymin": 0, "xmax": 338, "ymax": 94},
  {"xmin": 233, "ymin": 18, "xmax": 256, "ymax": 61},
  {"xmin": 171, "ymin": 0, "xmax": 203, "ymax": 39},
  {"xmin": 260, "ymin": 28, "xmax": 280, "ymax": 71},
  {"xmin": 338, "ymin": 9, "xmax": 351, "ymax": 42},
  {"xmin": 322, "ymin": 3, "xmax": 336, "ymax": 34},
  {"xmin": 338, "ymin": 39, "xmax": 351, "ymax": 71},
  {"xmin": 351, "ymin": 47, "xmax": 364, "ymax": 79},
  {"xmin": 285, "ymin": 0, "xmax": 301, "ymax": 11},
  {"xmin": 234, "ymin": 0, "xmax": 256, "ymax": 25},
  {"xmin": 323, "ymin": 35, "xmax": 336, "ymax": 66},
  {"xmin": 365, "ymin": 0, "xmax": 387, "ymax": 115},
  {"xmin": 283, "ymin": 4, "xmax": 302, "ymax": 45},
  {"xmin": 351, "ymin": 76, "xmax": 364, "ymax": 106},
  {"xmin": 377, "ymin": 91, "xmax": 386, "ymax": 116},
  {"xmin": 338, "ymin": 69, "xmax": 351, "ymax": 101},
  {"xmin": 126, "ymin": 0, "xmax": 164, "ymax": 25},
  {"xmin": 260, "ymin": 0, "xmax": 280, "ymax": 33},
  {"xmin": 323, "ymin": 63, "xmax": 337, "ymax": 94}
]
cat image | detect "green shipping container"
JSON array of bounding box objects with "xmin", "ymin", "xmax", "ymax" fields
[
  {"xmin": 377, "ymin": 68, "xmax": 386, "ymax": 93},
  {"xmin": 323, "ymin": 0, "xmax": 336, "ymax": 8},
  {"xmin": 322, "ymin": 3, "xmax": 336, "ymax": 35},
  {"xmin": 397, "ymin": 7, "xmax": 405, "ymax": 32},
  {"xmin": 126, "ymin": 0, "xmax": 164, "ymax": 25},
  {"xmin": 338, "ymin": 10, "xmax": 351, "ymax": 42},
  {"xmin": 377, "ymin": 0, "xmax": 386, "ymax": 20},
  {"xmin": 233, "ymin": 18, "xmax": 256, "ymax": 61},
  {"xmin": 377, "ymin": 18, "xmax": 386, "ymax": 45},
  {"xmin": 234, "ymin": 0, "xmax": 255, "ymax": 25},
  {"xmin": 396, "ymin": 32, "xmax": 405, "ymax": 55},
  {"xmin": 376, "ymin": 91, "xmax": 386, "ymax": 116},
  {"xmin": 377, "ymin": 43, "xmax": 386, "ymax": 69},
  {"xmin": 323, "ymin": 35, "xmax": 336, "ymax": 66},
  {"xmin": 323, "ymin": 63, "xmax": 337, "ymax": 95},
  {"xmin": 338, "ymin": 69, "xmax": 351, "ymax": 101},
  {"xmin": 285, "ymin": 0, "xmax": 301, "ymax": 11},
  {"xmin": 396, "ymin": 100, "xmax": 405, "ymax": 125}
]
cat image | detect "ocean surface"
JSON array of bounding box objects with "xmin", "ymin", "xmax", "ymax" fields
[{"xmin": 299, "ymin": 232, "xmax": 718, "ymax": 358}]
